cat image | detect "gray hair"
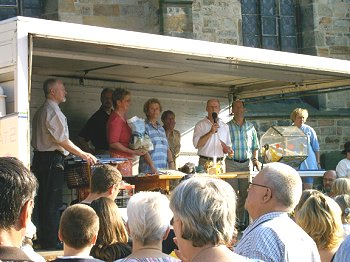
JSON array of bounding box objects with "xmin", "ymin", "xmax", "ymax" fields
[
  {"xmin": 126, "ymin": 191, "xmax": 172, "ymax": 246},
  {"xmin": 43, "ymin": 78, "xmax": 59, "ymax": 98},
  {"xmin": 169, "ymin": 176, "xmax": 236, "ymax": 247},
  {"xmin": 262, "ymin": 162, "xmax": 302, "ymax": 211}
]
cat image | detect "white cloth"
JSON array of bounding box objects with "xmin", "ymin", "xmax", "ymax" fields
[
  {"xmin": 31, "ymin": 99, "xmax": 69, "ymax": 155},
  {"xmin": 192, "ymin": 117, "xmax": 231, "ymax": 158},
  {"xmin": 235, "ymin": 212, "xmax": 320, "ymax": 262},
  {"xmin": 336, "ymin": 158, "xmax": 350, "ymax": 178}
]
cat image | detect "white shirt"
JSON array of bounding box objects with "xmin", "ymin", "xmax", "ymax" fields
[
  {"xmin": 193, "ymin": 117, "xmax": 231, "ymax": 158},
  {"xmin": 31, "ymin": 99, "xmax": 69, "ymax": 155},
  {"xmin": 336, "ymin": 158, "xmax": 350, "ymax": 178}
]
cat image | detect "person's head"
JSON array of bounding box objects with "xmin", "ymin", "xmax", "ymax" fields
[
  {"xmin": 334, "ymin": 194, "xmax": 350, "ymax": 224},
  {"xmin": 331, "ymin": 178, "xmax": 350, "ymax": 197},
  {"xmin": 295, "ymin": 194, "xmax": 343, "ymax": 250},
  {"xmin": 112, "ymin": 88, "xmax": 131, "ymax": 111},
  {"xmin": 245, "ymin": 162, "xmax": 302, "ymax": 220},
  {"xmin": 290, "ymin": 108, "xmax": 308, "ymax": 127},
  {"xmin": 341, "ymin": 141, "xmax": 350, "ymax": 160},
  {"xmin": 0, "ymin": 157, "xmax": 38, "ymax": 245},
  {"xmin": 100, "ymin": 88, "xmax": 114, "ymax": 111},
  {"xmin": 231, "ymin": 99, "xmax": 245, "ymax": 119},
  {"xmin": 143, "ymin": 98, "xmax": 162, "ymax": 120},
  {"xmin": 90, "ymin": 197, "xmax": 128, "ymax": 247},
  {"xmin": 126, "ymin": 191, "xmax": 172, "ymax": 246},
  {"xmin": 43, "ymin": 78, "xmax": 67, "ymax": 103},
  {"xmin": 90, "ymin": 164, "xmax": 122, "ymax": 200},
  {"xmin": 294, "ymin": 189, "xmax": 322, "ymax": 215},
  {"xmin": 206, "ymin": 99, "xmax": 220, "ymax": 118},
  {"xmin": 169, "ymin": 176, "xmax": 236, "ymax": 251},
  {"xmin": 59, "ymin": 204, "xmax": 99, "ymax": 251},
  {"xmin": 161, "ymin": 110, "xmax": 176, "ymax": 131},
  {"xmin": 322, "ymin": 170, "xmax": 337, "ymax": 193}
]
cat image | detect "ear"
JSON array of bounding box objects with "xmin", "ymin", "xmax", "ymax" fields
[
  {"xmin": 91, "ymin": 234, "xmax": 98, "ymax": 245},
  {"xmin": 58, "ymin": 230, "xmax": 63, "ymax": 242},
  {"xmin": 18, "ymin": 199, "xmax": 34, "ymax": 229},
  {"xmin": 262, "ymin": 188, "xmax": 272, "ymax": 203},
  {"xmin": 162, "ymin": 226, "xmax": 171, "ymax": 240}
]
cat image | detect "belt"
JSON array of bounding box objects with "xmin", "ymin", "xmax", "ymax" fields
[
  {"xmin": 232, "ymin": 159, "xmax": 249, "ymax": 163},
  {"xmin": 34, "ymin": 150, "xmax": 66, "ymax": 157},
  {"xmin": 199, "ymin": 155, "xmax": 223, "ymax": 161}
]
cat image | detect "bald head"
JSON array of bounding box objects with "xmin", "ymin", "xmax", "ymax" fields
[{"xmin": 262, "ymin": 162, "xmax": 303, "ymax": 211}]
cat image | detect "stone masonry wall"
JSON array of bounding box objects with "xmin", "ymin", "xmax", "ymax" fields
[{"xmin": 192, "ymin": 0, "xmax": 241, "ymax": 44}]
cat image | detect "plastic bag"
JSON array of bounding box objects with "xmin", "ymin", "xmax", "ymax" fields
[{"xmin": 127, "ymin": 116, "xmax": 154, "ymax": 151}]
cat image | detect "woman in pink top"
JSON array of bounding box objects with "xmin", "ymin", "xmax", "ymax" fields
[{"xmin": 107, "ymin": 88, "xmax": 144, "ymax": 176}]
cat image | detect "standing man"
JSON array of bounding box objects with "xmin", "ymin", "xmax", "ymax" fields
[
  {"xmin": 235, "ymin": 162, "xmax": 320, "ymax": 262},
  {"xmin": 76, "ymin": 88, "xmax": 114, "ymax": 155},
  {"xmin": 193, "ymin": 99, "xmax": 232, "ymax": 169},
  {"xmin": 0, "ymin": 157, "xmax": 38, "ymax": 261},
  {"xmin": 32, "ymin": 78, "xmax": 97, "ymax": 250},
  {"xmin": 225, "ymin": 99, "xmax": 260, "ymax": 231}
]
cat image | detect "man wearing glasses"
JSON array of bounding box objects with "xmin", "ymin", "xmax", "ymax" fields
[
  {"xmin": 235, "ymin": 162, "xmax": 320, "ymax": 262},
  {"xmin": 317, "ymin": 170, "xmax": 336, "ymax": 195}
]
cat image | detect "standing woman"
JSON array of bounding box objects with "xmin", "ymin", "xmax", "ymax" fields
[
  {"xmin": 290, "ymin": 108, "xmax": 320, "ymax": 189},
  {"xmin": 139, "ymin": 98, "xmax": 175, "ymax": 174},
  {"xmin": 161, "ymin": 110, "xmax": 181, "ymax": 167},
  {"xmin": 107, "ymin": 88, "xmax": 144, "ymax": 176}
]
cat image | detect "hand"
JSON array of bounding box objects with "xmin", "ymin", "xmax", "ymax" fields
[
  {"xmin": 253, "ymin": 159, "xmax": 261, "ymax": 171},
  {"xmin": 173, "ymin": 237, "xmax": 188, "ymax": 262},
  {"xmin": 210, "ymin": 123, "xmax": 219, "ymax": 134},
  {"xmin": 151, "ymin": 166, "xmax": 158, "ymax": 175},
  {"xmin": 134, "ymin": 149, "xmax": 147, "ymax": 156},
  {"xmin": 81, "ymin": 152, "xmax": 97, "ymax": 165},
  {"xmin": 220, "ymin": 140, "xmax": 231, "ymax": 154}
]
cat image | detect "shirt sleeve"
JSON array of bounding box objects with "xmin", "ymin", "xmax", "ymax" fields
[
  {"xmin": 309, "ymin": 127, "xmax": 320, "ymax": 152},
  {"xmin": 192, "ymin": 122, "xmax": 202, "ymax": 148},
  {"xmin": 251, "ymin": 126, "xmax": 260, "ymax": 151},
  {"xmin": 46, "ymin": 110, "xmax": 69, "ymax": 143}
]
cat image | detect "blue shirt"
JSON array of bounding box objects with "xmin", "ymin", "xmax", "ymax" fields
[
  {"xmin": 298, "ymin": 124, "xmax": 320, "ymax": 170},
  {"xmin": 333, "ymin": 234, "xmax": 350, "ymax": 262},
  {"xmin": 139, "ymin": 120, "xmax": 169, "ymax": 174},
  {"xmin": 227, "ymin": 119, "xmax": 260, "ymax": 161},
  {"xmin": 235, "ymin": 212, "xmax": 320, "ymax": 262}
]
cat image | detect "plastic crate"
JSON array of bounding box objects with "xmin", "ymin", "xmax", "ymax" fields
[{"xmin": 115, "ymin": 184, "xmax": 135, "ymax": 208}]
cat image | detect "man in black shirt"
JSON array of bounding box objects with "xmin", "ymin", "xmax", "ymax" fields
[{"xmin": 77, "ymin": 88, "xmax": 113, "ymax": 155}]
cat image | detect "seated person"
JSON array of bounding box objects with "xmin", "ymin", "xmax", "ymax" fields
[
  {"xmin": 330, "ymin": 178, "xmax": 350, "ymax": 198},
  {"xmin": 316, "ymin": 170, "xmax": 336, "ymax": 195},
  {"xmin": 334, "ymin": 194, "xmax": 350, "ymax": 236},
  {"xmin": 52, "ymin": 204, "xmax": 103, "ymax": 262},
  {"xmin": 336, "ymin": 141, "xmax": 350, "ymax": 178},
  {"xmin": 81, "ymin": 164, "xmax": 122, "ymax": 205},
  {"xmin": 115, "ymin": 192, "xmax": 179, "ymax": 262},
  {"xmin": 90, "ymin": 197, "xmax": 131, "ymax": 261}
]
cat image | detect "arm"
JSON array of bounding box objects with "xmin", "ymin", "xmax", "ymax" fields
[
  {"xmin": 109, "ymin": 141, "xmax": 145, "ymax": 156},
  {"xmin": 57, "ymin": 139, "xmax": 97, "ymax": 165},
  {"xmin": 143, "ymin": 152, "xmax": 157, "ymax": 174},
  {"xmin": 194, "ymin": 123, "xmax": 219, "ymax": 149},
  {"xmin": 167, "ymin": 148, "xmax": 175, "ymax": 169}
]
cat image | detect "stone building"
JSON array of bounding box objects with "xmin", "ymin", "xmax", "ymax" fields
[{"xmin": 1, "ymin": 0, "xmax": 349, "ymax": 169}]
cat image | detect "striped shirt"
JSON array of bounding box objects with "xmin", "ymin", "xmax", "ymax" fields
[
  {"xmin": 227, "ymin": 119, "xmax": 260, "ymax": 161},
  {"xmin": 235, "ymin": 212, "xmax": 321, "ymax": 262},
  {"xmin": 139, "ymin": 120, "xmax": 169, "ymax": 173}
]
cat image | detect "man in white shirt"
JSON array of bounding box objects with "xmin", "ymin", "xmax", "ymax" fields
[
  {"xmin": 336, "ymin": 141, "xmax": 350, "ymax": 178},
  {"xmin": 32, "ymin": 78, "xmax": 97, "ymax": 249},
  {"xmin": 235, "ymin": 162, "xmax": 320, "ymax": 262},
  {"xmin": 193, "ymin": 99, "xmax": 232, "ymax": 170}
]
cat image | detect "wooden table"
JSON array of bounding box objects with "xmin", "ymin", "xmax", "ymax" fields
[{"xmin": 123, "ymin": 173, "xmax": 239, "ymax": 192}]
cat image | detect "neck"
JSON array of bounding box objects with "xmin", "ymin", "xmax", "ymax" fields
[
  {"xmin": 63, "ymin": 245, "xmax": 92, "ymax": 257},
  {"xmin": 131, "ymin": 241, "xmax": 163, "ymax": 255},
  {"xmin": 148, "ymin": 118, "xmax": 157, "ymax": 125},
  {"xmin": 191, "ymin": 245, "xmax": 218, "ymax": 262},
  {"xmin": 0, "ymin": 229, "xmax": 23, "ymax": 248},
  {"xmin": 47, "ymin": 97, "xmax": 60, "ymax": 105},
  {"xmin": 234, "ymin": 116, "xmax": 244, "ymax": 125},
  {"xmin": 82, "ymin": 193, "xmax": 109, "ymax": 204}
]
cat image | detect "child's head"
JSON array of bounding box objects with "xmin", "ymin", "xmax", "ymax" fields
[{"xmin": 335, "ymin": 194, "xmax": 350, "ymax": 224}]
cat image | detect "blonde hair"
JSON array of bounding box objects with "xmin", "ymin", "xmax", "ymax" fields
[
  {"xmin": 290, "ymin": 108, "xmax": 308, "ymax": 122},
  {"xmin": 331, "ymin": 178, "xmax": 350, "ymax": 197},
  {"xmin": 334, "ymin": 194, "xmax": 350, "ymax": 224},
  {"xmin": 295, "ymin": 194, "xmax": 344, "ymax": 250},
  {"xmin": 294, "ymin": 189, "xmax": 322, "ymax": 215}
]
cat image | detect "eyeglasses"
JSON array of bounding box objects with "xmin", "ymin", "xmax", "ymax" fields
[{"xmin": 248, "ymin": 182, "xmax": 270, "ymax": 189}]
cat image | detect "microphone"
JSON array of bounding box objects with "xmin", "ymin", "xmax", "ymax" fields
[{"xmin": 212, "ymin": 112, "xmax": 218, "ymax": 123}]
